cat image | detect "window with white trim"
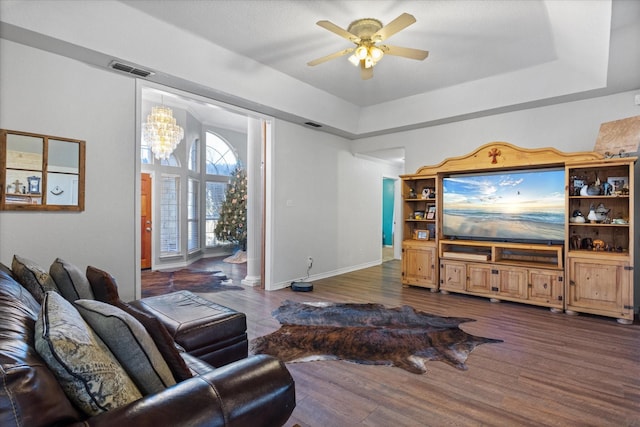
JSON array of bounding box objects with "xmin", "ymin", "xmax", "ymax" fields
[
  {"xmin": 187, "ymin": 178, "xmax": 199, "ymax": 252},
  {"xmin": 160, "ymin": 175, "xmax": 180, "ymax": 255},
  {"xmin": 205, "ymin": 132, "xmax": 240, "ymax": 248}
]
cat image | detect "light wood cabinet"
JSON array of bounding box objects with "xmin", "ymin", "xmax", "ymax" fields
[
  {"xmin": 466, "ymin": 263, "xmax": 492, "ymax": 295},
  {"xmin": 494, "ymin": 266, "xmax": 528, "ymax": 299},
  {"xmin": 566, "ymin": 159, "xmax": 635, "ymax": 324},
  {"xmin": 567, "ymin": 256, "xmax": 633, "ymax": 323},
  {"xmin": 439, "ymin": 260, "xmax": 466, "ymax": 292},
  {"xmin": 402, "ymin": 142, "xmax": 636, "ymax": 323},
  {"xmin": 438, "ymin": 246, "xmax": 564, "ymax": 310},
  {"xmin": 402, "ymin": 240, "xmax": 437, "ymax": 290},
  {"xmin": 401, "ymin": 175, "xmax": 438, "ymax": 290},
  {"xmin": 528, "ymin": 269, "xmax": 564, "ymax": 308}
]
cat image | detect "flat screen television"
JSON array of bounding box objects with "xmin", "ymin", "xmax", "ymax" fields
[{"xmin": 442, "ymin": 168, "xmax": 566, "ymax": 244}]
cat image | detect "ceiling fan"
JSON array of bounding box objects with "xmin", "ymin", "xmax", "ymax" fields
[{"xmin": 307, "ymin": 13, "xmax": 429, "ymax": 80}]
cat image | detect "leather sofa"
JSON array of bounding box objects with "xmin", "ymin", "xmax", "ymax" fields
[{"xmin": 0, "ymin": 262, "xmax": 296, "ymax": 427}]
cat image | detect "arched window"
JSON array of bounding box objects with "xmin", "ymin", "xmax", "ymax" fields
[
  {"xmin": 206, "ymin": 132, "xmax": 238, "ymax": 176},
  {"xmin": 205, "ymin": 132, "xmax": 240, "ymax": 247}
]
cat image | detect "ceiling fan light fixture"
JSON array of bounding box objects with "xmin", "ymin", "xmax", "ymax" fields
[
  {"xmin": 355, "ymin": 45, "xmax": 368, "ymax": 60},
  {"xmin": 369, "ymin": 46, "xmax": 384, "ymax": 61},
  {"xmin": 308, "ymin": 13, "xmax": 427, "ymax": 80},
  {"xmin": 364, "ymin": 56, "xmax": 374, "ymax": 69}
]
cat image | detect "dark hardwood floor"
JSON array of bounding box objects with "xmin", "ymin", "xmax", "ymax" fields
[{"xmin": 142, "ymin": 259, "xmax": 640, "ymax": 427}]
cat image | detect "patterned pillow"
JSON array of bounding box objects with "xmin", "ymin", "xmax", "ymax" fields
[
  {"xmin": 74, "ymin": 299, "xmax": 176, "ymax": 395},
  {"xmin": 12, "ymin": 255, "xmax": 59, "ymax": 304},
  {"xmin": 86, "ymin": 266, "xmax": 120, "ymax": 305},
  {"xmin": 35, "ymin": 292, "xmax": 141, "ymax": 416},
  {"xmin": 50, "ymin": 258, "xmax": 95, "ymax": 302}
]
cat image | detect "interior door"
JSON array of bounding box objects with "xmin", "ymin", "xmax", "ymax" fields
[{"xmin": 141, "ymin": 173, "xmax": 152, "ymax": 269}]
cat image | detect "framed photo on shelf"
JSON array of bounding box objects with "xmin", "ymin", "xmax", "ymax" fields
[
  {"xmin": 413, "ymin": 229, "xmax": 430, "ymax": 240},
  {"xmin": 426, "ymin": 205, "xmax": 436, "ymax": 219},
  {"xmin": 607, "ymin": 176, "xmax": 628, "ymax": 194}
]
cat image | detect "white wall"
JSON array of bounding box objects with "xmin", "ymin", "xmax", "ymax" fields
[
  {"xmin": 269, "ymin": 120, "xmax": 401, "ymax": 288},
  {"xmin": 353, "ymin": 91, "xmax": 640, "ymax": 174},
  {"xmin": 0, "ymin": 39, "xmax": 138, "ymax": 300}
]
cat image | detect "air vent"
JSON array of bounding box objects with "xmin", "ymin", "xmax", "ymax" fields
[
  {"xmin": 109, "ymin": 61, "xmax": 154, "ymax": 78},
  {"xmin": 304, "ymin": 121, "xmax": 322, "ymax": 128}
]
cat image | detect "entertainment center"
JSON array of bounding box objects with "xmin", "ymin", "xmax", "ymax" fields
[{"xmin": 401, "ymin": 142, "xmax": 636, "ymax": 324}]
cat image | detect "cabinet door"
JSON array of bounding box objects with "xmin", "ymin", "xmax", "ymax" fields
[
  {"xmin": 567, "ymin": 257, "xmax": 632, "ymax": 318},
  {"xmin": 466, "ymin": 264, "xmax": 492, "ymax": 294},
  {"xmin": 493, "ymin": 266, "xmax": 528, "ymax": 298},
  {"xmin": 440, "ymin": 260, "xmax": 466, "ymax": 291},
  {"xmin": 528, "ymin": 269, "xmax": 564, "ymax": 306},
  {"xmin": 402, "ymin": 244, "xmax": 436, "ymax": 288}
]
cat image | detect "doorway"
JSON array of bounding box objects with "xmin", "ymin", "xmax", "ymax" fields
[
  {"xmin": 141, "ymin": 173, "xmax": 152, "ymax": 269},
  {"xmin": 382, "ymin": 177, "xmax": 396, "ymax": 262}
]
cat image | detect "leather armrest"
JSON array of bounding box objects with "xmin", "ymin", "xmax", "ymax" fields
[{"xmin": 77, "ymin": 355, "xmax": 295, "ymax": 427}]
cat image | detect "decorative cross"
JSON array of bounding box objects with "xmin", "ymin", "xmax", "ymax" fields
[
  {"xmin": 12, "ymin": 179, "xmax": 24, "ymax": 193},
  {"xmin": 488, "ymin": 148, "xmax": 501, "ymax": 164}
]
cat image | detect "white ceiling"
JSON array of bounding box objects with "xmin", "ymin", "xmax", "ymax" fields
[
  {"xmin": 120, "ymin": 0, "xmax": 638, "ymax": 109},
  {"xmin": 1, "ymin": 1, "xmax": 638, "ymax": 139}
]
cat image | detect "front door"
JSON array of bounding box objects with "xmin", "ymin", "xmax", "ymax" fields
[{"xmin": 141, "ymin": 173, "xmax": 152, "ymax": 269}]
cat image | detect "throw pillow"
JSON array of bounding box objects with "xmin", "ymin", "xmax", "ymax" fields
[
  {"xmin": 86, "ymin": 265, "xmax": 120, "ymax": 305},
  {"xmin": 50, "ymin": 258, "xmax": 95, "ymax": 302},
  {"xmin": 12, "ymin": 255, "xmax": 59, "ymax": 304},
  {"xmin": 74, "ymin": 299, "xmax": 177, "ymax": 394},
  {"xmin": 0, "ymin": 261, "xmax": 15, "ymax": 278},
  {"xmin": 35, "ymin": 292, "xmax": 141, "ymax": 416},
  {"xmin": 117, "ymin": 301, "xmax": 193, "ymax": 382}
]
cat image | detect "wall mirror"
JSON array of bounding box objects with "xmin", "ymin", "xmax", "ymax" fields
[{"xmin": 1, "ymin": 129, "xmax": 85, "ymax": 211}]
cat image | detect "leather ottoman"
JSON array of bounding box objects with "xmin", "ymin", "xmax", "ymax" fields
[{"xmin": 133, "ymin": 290, "xmax": 248, "ymax": 367}]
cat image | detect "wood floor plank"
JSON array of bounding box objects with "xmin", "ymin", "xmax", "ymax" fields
[{"xmin": 143, "ymin": 259, "xmax": 640, "ymax": 426}]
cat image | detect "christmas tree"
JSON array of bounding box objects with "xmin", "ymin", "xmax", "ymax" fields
[{"xmin": 214, "ymin": 167, "xmax": 247, "ymax": 251}]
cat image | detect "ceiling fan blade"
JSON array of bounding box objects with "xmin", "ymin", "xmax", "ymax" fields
[
  {"xmin": 307, "ymin": 48, "xmax": 355, "ymax": 66},
  {"xmin": 372, "ymin": 13, "xmax": 416, "ymax": 42},
  {"xmin": 316, "ymin": 20, "xmax": 360, "ymax": 43},
  {"xmin": 360, "ymin": 62, "xmax": 373, "ymax": 80},
  {"xmin": 380, "ymin": 44, "xmax": 429, "ymax": 60}
]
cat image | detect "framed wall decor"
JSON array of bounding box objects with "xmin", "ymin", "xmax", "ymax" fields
[
  {"xmin": 1, "ymin": 129, "xmax": 85, "ymax": 211},
  {"xmin": 413, "ymin": 229, "xmax": 429, "ymax": 240}
]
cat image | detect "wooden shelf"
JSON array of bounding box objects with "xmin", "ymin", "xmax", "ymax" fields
[
  {"xmin": 402, "ymin": 142, "xmax": 636, "ymax": 322},
  {"xmin": 439, "ymin": 239, "xmax": 563, "ymax": 270}
]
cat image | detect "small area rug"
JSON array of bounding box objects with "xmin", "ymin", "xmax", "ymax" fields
[
  {"xmin": 251, "ymin": 300, "xmax": 502, "ymax": 374},
  {"xmin": 141, "ymin": 269, "xmax": 244, "ymax": 297}
]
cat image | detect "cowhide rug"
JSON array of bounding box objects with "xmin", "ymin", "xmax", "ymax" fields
[
  {"xmin": 250, "ymin": 300, "xmax": 502, "ymax": 374},
  {"xmin": 141, "ymin": 269, "xmax": 243, "ymax": 297}
]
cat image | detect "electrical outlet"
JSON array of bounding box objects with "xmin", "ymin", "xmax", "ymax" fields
[{"xmin": 307, "ymin": 257, "xmax": 313, "ymax": 269}]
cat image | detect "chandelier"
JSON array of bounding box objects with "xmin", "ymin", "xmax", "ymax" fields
[{"xmin": 142, "ymin": 105, "xmax": 184, "ymax": 160}]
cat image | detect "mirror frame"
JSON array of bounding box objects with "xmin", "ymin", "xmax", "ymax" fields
[{"xmin": 1, "ymin": 129, "xmax": 85, "ymax": 211}]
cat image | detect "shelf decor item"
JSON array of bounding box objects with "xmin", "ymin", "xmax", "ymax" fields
[
  {"xmin": 607, "ymin": 176, "xmax": 628, "ymax": 195},
  {"xmin": 27, "ymin": 176, "xmax": 40, "ymax": 194},
  {"xmin": 413, "ymin": 229, "xmax": 429, "ymax": 240},
  {"xmin": 426, "ymin": 206, "xmax": 436, "ymax": 219}
]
